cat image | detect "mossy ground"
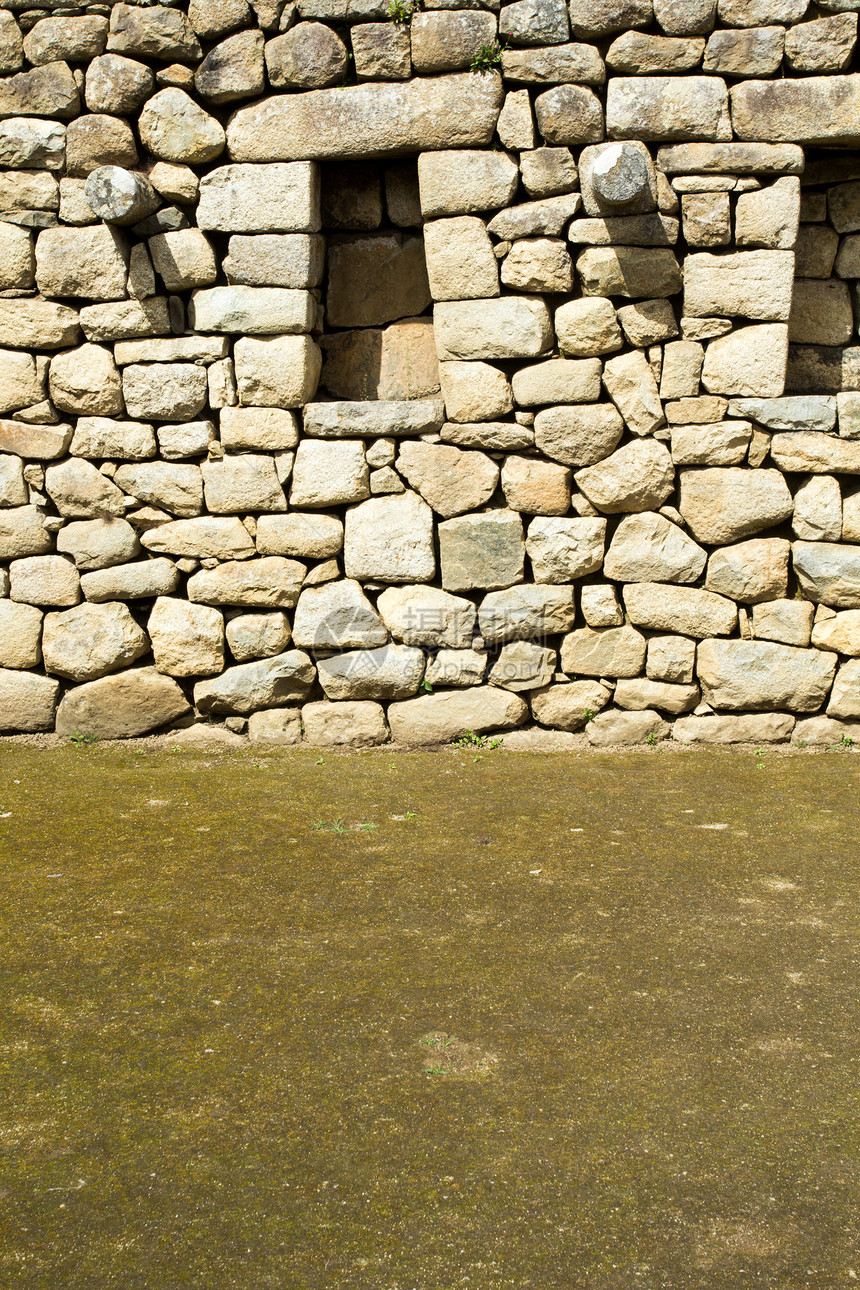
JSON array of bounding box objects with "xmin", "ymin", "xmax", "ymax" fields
[{"xmin": 0, "ymin": 741, "xmax": 858, "ymax": 1289}]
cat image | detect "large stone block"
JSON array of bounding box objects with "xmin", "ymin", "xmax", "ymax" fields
[
  {"xmin": 233, "ymin": 335, "xmax": 321, "ymax": 407},
  {"xmin": 321, "ymin": 318, "xmax": 440, "ymax": 402},
  {"xmin": 438, "ymin": 509, "xmax": 525, "ymax": 592},
  {"xmin": 78, "ymin": 558, "xmax": 179, "ymax": 603},
  {"xmin": 479, "ymin": 584, "xmax": 577, "ymax": 644},
  {"xmin": 604, "ymin": 511, "xmax": 706, "ymax": 583},
  {"xmin": 697, "ymin": 638, "xmax": 838, "ymax": 712},
  {"xmin": 577, "ymin": 246, "xmax": 681, "ymax": 298},
  {"xmin": 290, "ymin": 439, "xmax": 369, "ymax": 509},
  {"xmin": 194, "ymin": 650, "xmax": 315, "ymax": 716},
  {"xmin": 423, "ymin": 216, "xmax": 499, "ymax": 302},
  {"xmin": 673, "ymin": 712, "xmax": 795, "ymax": 743},
  {"xmin": 0, "ymin": 61, "xmax": 80, "ymax": 120},
  {"xmin": 227, "ymin": 73, "xmax": 503, "ymax": 161},
  {"xmin": 0, "ymin": 668, "xmax": 60, "ymax": 733},
  {"xmin": 623, "ymin": 581, "xmax": 737, "ymax": 639},
  {"xmin": 187, "ymin": 558, "xmax": 305, "ymax": 608},
  {"xmin": 770, "ymin": 432, "xmax": 860, "ymax": 475},
  {"xmin": 0, "ymin": 298, "xmax": 79, "ymax": 351},
  {"xmin": 55, "ymin": 666, "xmax": 190, "ymax": 738},
  {"xmin": 525, "ymin": 516, "xmax": 605, "ymax": 581},
  {"xmin": 418, "ymin": 149, "xmax": 518, "ymax": 219},
  {"xmin": 706, "ymin": 537, "xmax": 790, "ymax": 603},
  {"xmin": 147, "ymin": 596, "xmax": 224, "ymax": 678},
  {"xmin": 412, "ymin": 11, "xmax": 498, "ymax": 72},
  {"xmin": 533, "ymin": 85, "xmax": 605, "ymax": 146},
  {"xmin": 107, "ymin": 4, "xmax": 201, "ymax": 61},
  {"xmin": 43, "ymin": 600, "xmax": 148, "ymax": 682},
  {"xmin": 302, "ymin": 700, "xmax": 389, "ymax": 748},
  {"xmin": 530, "ymin": 678, "xmax": 612, "ymax": 730},
  {"xmin": 226, "ymin": 612, "xmax": 290, "ymax": 663},
  {"xmin": 292, "ymin": 579, "xmax": 387, "ymax": 650},
  {"xmin": 35, "ymin": 225, "xmax": 128, "ymax": 301},
  {"xmin": 731, "ymin": 75, "xmax": 860, "ymax": 146},
  {"xmin": 792, "ymin": 541, "xmax": 860, "ymax": 609},
  {"xmin": 202, "ymin": 454, "xmax": 287, "ymax": 514},
  {"xmin": 344, "ymin": 491, "xmax": 435, "ymax": 583},
  {"xmin": 534, "ymin": 405, "xmax": 624, "ymax": 468},
  {"xmin": 574, "ymin": 439, "xmax": 675, "ymax": 513},
  {"xmin": 141, "ymin": 517, "xmax": 256, "ymax": 560},
  {"xmin": 684, "ymin": 250, "xmax": 794, "ymax": 321},
  {"xmin": 0, "ymin": 601, "xmax": 43, "ymax": 670},
  {"xmin": 266, "ymin": 22, "xmax": 348, "ymax": 90},
  {"xmin": 70, "ymin": 417, "xmax": 155, "ymax": 461},
  {"xmin": 434, "ymin": 297, "xmax": 553, "ymax": 361},
  {"xmin": 377, "ymin": 584, "xmax": 476, "ymax": 649},
  {"xmin": 318, "ymin": 643, "xmax": 425, "ymax": 701},
  {"xmin": 679, "ymin": 467, "xmax": 793, "ymax": 544},
  {"xmin": 701, "ymin": 324, "xmax": 789, "ymax": 398},
  {"xmin": 56, "ymin": 517, "xmax": 140, "ymax": 571},
  {"xmin": 607, "ymin": 76, "xmax": 731, "ymax": 141},
  {"xmin": 560, "ymin": 625, "xmax": 647, "ymax": 677},
  {"xmin": 387, "ymin": 686, "xmax": 527, "ymax": 746},
  {"xmin": 114, "ymin": 462, "xmax": 203, "ymax": 518},
  {"xmin": 197, "ymin": 162, "xmax": 320, "ymax": 233},
  {"xmin": 397, "ymin": 441, "xmax": 498, "ymax": 519},
  {"xmin": 45, "ymin": 457, "xmax": 126, "ymax": 519}
]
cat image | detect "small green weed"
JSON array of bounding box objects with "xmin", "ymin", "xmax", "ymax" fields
[
  {"xmin": 312, "ymin": 817, "xmax": 346, "ymax": 835},
  {"xmin": 69, "ymin": 731, "xmax": 99, "ymax": 747},
  {"xmin": 645, "ymin": 731, "xmax": 658, "ymax": 747},
  {"xmin": 424, "ymin": 1065, "xmax": 450, "ymax": 1075},
  {"xmin": 828, "ymin": 734, "xmax": 854, "ymax": 752},
  {"xmin": 470, "ymin": 40, "xmax": 502, "ymax": 73},
  {"xmin": 419, "ymin": 678, "xmax": 434, "ymax": 693},
  {"xmin": 385, "ymin": 0, "xmax": 417, "ymax": 23},
  {"xmin": 453, "ymin": 731, "xmax": 503, "ymax": 750},
  {"xmin": 583, "ymin": 708, "xmax": 595, "ymax": 724}
]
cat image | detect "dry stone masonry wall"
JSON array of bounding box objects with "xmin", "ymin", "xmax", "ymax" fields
[{"xmin": 2, "ymin": 0, "xmax": 860, "ymax": 748}]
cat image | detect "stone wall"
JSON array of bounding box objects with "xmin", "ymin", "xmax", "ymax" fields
[{"xmin": 2, "ymin": 0, "xmax": 860, "ymax": 748}]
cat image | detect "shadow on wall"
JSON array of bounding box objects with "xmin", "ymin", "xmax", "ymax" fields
[{"xmin": 317, "ymin": 159, "xmax": 441, "ymax": 401}]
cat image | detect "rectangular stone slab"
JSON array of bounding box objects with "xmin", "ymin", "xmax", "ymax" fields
[
  {"xmin": 730, "ymin": 75, "xmax": 860, "ymax": 145},
  {"xmin": 226, "ymin": 73, "xmax": 503, "ymax": 162},
  {"xmin": 656, "ymin": 142, "xmax": 805, "ymax": 174}
]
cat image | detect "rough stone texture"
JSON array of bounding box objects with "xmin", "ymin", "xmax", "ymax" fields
[
  {"xmin": 602, "ymin": 350, "xmax": 665, "ymax": 435},
  {"xmin": 228, "ymin": 73, "xmax": 504, "ymax": 162},
  {"xmin": 479, "ymin": 584, "xmax": 576, "ymax": 644},
  {"xmin": 55, "ymin": 666, "xmax": 189, "ymax": 738},
  {"xmin": 186, "ymin": 558, "xmax": 305, "ymax": 609},
  {"xmin": 679, "ymin": 468, "xmax": 793, "ymax": 545},
  {"xmin": 501, "ymin": 455, "xmax": 571, "ymax": 516},
  {"xmin": 586, "ymin": 708, "xmax": 670, "ymax": 746},
  {"xmin": 0, "ymin": 601, "xmax": 43, "ymax": 671},
  {"xmin": 731, "ymin": 75, "xmax": 860, "ymax": 147},
  {"xmin": 697, "ymin": 639, "xmax": 838, "ymax": 713},
  {"xmin": 606, "ymin": 76, "xmax": 731, "ymax": 142},
  {"xmin": 673, "ymin": 712, "xmax": 795, "ymax": 743},
  {"xmin": 684, "ymin": 251, "xmax": 795, "ymax": 322},
  {"xmin": 575, "ymin": 439, "xmax": 675, "ymax": 513},
  {"xmin": 318, "ymin": 643, "xmax": 424, "ymax": 702},
  {"xmin": 327, "ymin": 233, "xmax": 430, "ymax": 328},
  {"xmin": 827, "ymin": 659, "xmax": 860, "ymax": 719},
  {"xmin": 79, "ymin": 558, "xmax": 180, "ymax": 603},
  {"xmin": 233, "ymin": 335, "xmax": 322, "ymax": 408},
  {"xmin": 0, "ymin": 668, "xmax": 60, "ymax": 733},
  {"xmin": 194, "ymin": 650, "xmax": 315, "ymax": 715},
  {"xmin": 247, "ymin": 707, "xmax": 303, "ymax": 745},
  {"xmin": 36, "ymin": 225, "xmax": 128, "ymax": 302},
  {"xmin": 577, "ymin": 246, "xmax": 682, "ymax": 299},
  {"xmin": 614, "ymin": 677, "xmax": 699, "ymax": 714},
  {"xmin": 702, "ymin": 326, "xmax": 790, "ymax": 399},
  {"xmin": 439, "ymin": 510, "xmax": 525, "ymax": 592},
  {"xmin": 434, "ymin": 298, "xmax": 553, "ymax": 362},
  {"xmin": 624, "ymin": 581, "xmax": 737, "ymax": 639},
  {"xmin": 397, "ymin": 442, "xmax": 498, "ymax": 519},
  {"xmin": 42, "ymin": 600, "xmax": 147, "ymax": 682},
  {"xmin": 56, "ymin": 517, "xmax": 139, "ymax": 571},
  {"xmin": 533, "ymin": 86, "xmax": 605, "ymax": 147},
  {"xmin": 266, "ymin": 24, "xmax": 348, "ymax": 90},
  {"xmin": 534, "ymin": 405, "xmax": 624, "ymax": 469},
  {"xmin": 706, "ymin": 538, "xmax": 791, "ymax": 604},
  {"xmin": 561, "ymin": 625, "xmax": 646, "ymax": 677},
  {"xmin": 387, "ymin": 686, "xmax": 527, "ymax": 746},
  {"xmin": 793, "ymin": 542, "xmax": 860, "ymax": 609},
  {"xmin": 302, "ymin": 700, "xmax": 389, "ymax": 748},
  {"xmin": 147, "ymin": 596, "xmax": 224, "ymax": 677},
  {"xmin": 604, "ymin": 511, "xmax": 705, "ymax": 584}
]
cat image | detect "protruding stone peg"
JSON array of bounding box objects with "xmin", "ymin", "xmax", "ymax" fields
[
  {"xmin": 591, "ymin": 143, "xmax": 651, "ymax": 207},
  {"xmin": 84, "ymin": 166, "xmax": 160, "ymax": 226}
]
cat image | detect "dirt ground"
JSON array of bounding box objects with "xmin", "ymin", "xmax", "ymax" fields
[{"xmin": 0, "ymin": 740, "xmax": 858, "ymax": 1289}]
